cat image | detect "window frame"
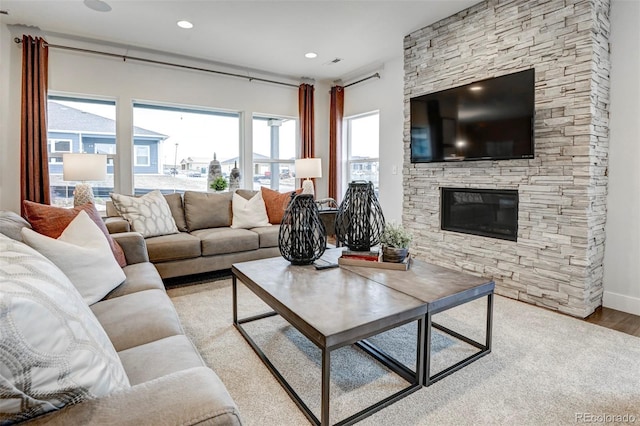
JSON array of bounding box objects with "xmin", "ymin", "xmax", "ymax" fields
[
  {"xmin": 49, "ymin": 138, "xmax": 72, "ymax": 153},
  {"xmin": 132, "ymin": 100, "xmax": 242, "ymax": 195},
  {"xmin": 344, "ymin": 111, "xmax": 380, "ymax": 189},
  {"xmin": 252, "ymin": 114, "xmax": 298, "ymax": 191},
  {"xmin": 134, "ymin": 145, "xmax": 151, "ymax": 167}
]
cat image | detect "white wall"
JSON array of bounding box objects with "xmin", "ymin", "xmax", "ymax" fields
[
  {"xmin": 343, "ymin": 56, "xmax": 405, "ymax": 223},
  {"xmin": 602, "ymin": 0, "xmax": 640, "ymax": 315},
  {"xmin": 0, "ymin": 29, "xmax": 331, "ymax": 212}
]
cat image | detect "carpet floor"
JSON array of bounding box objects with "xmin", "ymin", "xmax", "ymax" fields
[{"xmin": 167, "ymin": 279, "xmax": 640, "ymax": 426}]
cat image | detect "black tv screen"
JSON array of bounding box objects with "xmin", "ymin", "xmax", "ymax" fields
[{"xmin": 410, "ymin": 69, "xmax": 535, "ymax": 163}]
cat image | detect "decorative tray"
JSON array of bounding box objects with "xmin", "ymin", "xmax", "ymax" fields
[{"xmin": 337, "ymin": 254, "xmax": 411, "ymax": 271}]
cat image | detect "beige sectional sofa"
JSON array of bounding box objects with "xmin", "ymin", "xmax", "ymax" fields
[
  {"xmin": 0, "ymin": 212, "xmax": 242, "ymax": 425},
  {"xmin": 105, "ymin": 190, "xmax": 281, "ymax": 279}
]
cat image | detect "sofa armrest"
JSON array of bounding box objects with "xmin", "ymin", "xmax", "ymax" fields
[
  {"xmin": 111, "ymin": 232, "xmax": 149, "ymax": 264},
  {"xmin": 27, "ymin": 367, "xmax": 242, "ymax": 426},
  {"xmin": 104, "ymin": 216, "xmax": 130, "ymax": 234}
]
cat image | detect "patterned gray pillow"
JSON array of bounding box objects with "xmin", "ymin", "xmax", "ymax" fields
[
  {"xmin": 110, "ymin": 190, "xmax": 179, "ymax": 238},
  {"xmin": 0, "ymin": 234, "xmax": 130, "ymax": 424}
]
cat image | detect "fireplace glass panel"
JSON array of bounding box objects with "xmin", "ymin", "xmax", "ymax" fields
[{"xmin": 441, "ymin": 188, "xmax": 518, "ymax": 241}]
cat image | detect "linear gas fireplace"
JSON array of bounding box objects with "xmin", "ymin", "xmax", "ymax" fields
[{"xmin": 441, "ymin": 188, "xmax": 518, "ymax": 241}]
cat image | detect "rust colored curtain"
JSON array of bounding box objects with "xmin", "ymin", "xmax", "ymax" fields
[
  {"xmin": 20, "ymin": 35, "xmax": 50, "ymax": 215},
  {"xmin": 298, "ymin": 83, "xmax": 315, "ymax": 158},
  {"xmin": 329, "ymin": 86, "xmax": 344, "ymax": 202}
]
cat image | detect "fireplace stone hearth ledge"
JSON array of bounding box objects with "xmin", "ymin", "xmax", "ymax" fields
[{"xmin": 402, "ymin": 0, "xmax": 610, "ymax": 318}]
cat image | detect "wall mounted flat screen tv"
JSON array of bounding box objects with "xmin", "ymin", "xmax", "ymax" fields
[{"xmin": 410, "ymin": 68, "xmax": 535, "ymax": 163}]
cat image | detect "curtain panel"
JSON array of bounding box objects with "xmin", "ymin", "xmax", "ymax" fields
[
  {"xmin": 298, "ymin": 83, "xmax": 315, "ymax": 158},
  {"xmin": 20, "ymin": 35, "xmax": 50, "ymax": 214},
  {"xmin": 329, "ymin": 86, "xmax": 344, "ymax": 202}
]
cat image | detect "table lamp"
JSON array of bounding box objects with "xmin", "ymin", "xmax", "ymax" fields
[
  {"xmin": 295, "ymin": 158, "xmax": 322, "ymax": 197},
  {"xmin": 63, "ymin": 153, "xmax": 107, "ymax": 207}
]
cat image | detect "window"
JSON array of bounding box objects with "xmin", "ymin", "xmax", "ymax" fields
[
  {"xmin": 345, "ymin": 112, "xmax": 379, "ymax": 195},
  {"xmin": 50, "ymin": 139, "xmax": 72, "ymax": 153},
  {"xmin": 133, "ymin": 103, "xmax": 240, "ymax": 195},
  {"xmin": 46, "ymin": 96, "xmax": 116, "ymax": 210},
  {"xmin": 134, "ymin": 145, "xmax": 150, "ymax": 166},
  {"xmin": 252, "ymin": 115, "xmax": 297, "ymax": 192}
]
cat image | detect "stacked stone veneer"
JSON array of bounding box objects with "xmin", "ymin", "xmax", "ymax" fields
[{"xmin": 403, "ymin": 0, "xmax": 610, "ymax": 317}]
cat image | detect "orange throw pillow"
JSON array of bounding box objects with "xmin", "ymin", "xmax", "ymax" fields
[
  {"xmin": 260, "ymin": 187, "xmax": 302, "ymax": 225},
  {"xmin": 22, "ymin": 201, "xmax": 127, "ymax": 267}
]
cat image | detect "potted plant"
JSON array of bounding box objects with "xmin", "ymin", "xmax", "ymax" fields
[
  {"xmin": 210, "ymin": 176, "xmax": 228, "ymax": 192},
  {"xmin": 379, "ymin": 222, "xmax": 412, "ymax": 263}
]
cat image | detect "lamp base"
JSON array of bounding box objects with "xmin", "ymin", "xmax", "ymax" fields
[
  {"xmin": 301, "ymin": 179, "xmax": 315, "ymax": 196},
  {"xmin": 73, "ymin": 183, "xmax": 95, "ymax": 207}
]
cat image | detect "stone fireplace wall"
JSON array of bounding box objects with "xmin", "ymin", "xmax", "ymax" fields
[{"xmin": 403, "ymin": 0, "xmax": 610, "ymax": 317}]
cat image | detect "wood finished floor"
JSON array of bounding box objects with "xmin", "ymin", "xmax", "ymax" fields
[{"xmin": 585, "ymin": 306, "xmax": 640, "ymax": 338}]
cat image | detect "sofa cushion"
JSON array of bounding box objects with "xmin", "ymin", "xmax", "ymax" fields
[
  {"xmin": 183, "ymin": 191, "xmax": 232, "ymax": 231},
  {"xmin": 251, "ymin": 225, "xmax": 280, "ymax": 248},
  {"xmin": 21, "ymin": 211, "xmax": 126, "ymax": 306},
  {"xmin": 191, "ymin": 227, "xmax": 259, "ymax": 256},
  {"xmin": 231, "ymin": 191, "xmax": 271, "ymax": 229},
  {"xmin": 91, "ymin": 289, "xmax": 184, "ymax": 351},
  {"xmin": 104, "ymin": 262, "xmax": 165, "ymax": 300},
  {"xmin": 118, "ymin": 335, "xmax": 205, "ymax": 385},
  {"xmin": 0, "ymin": 234, "xmax": 130, "ymax": 424},
  {"xmin": 111, "ymin": 190, "xmax": 179, "ymax": 238},
  {"xmin": 145, "ymin": 232, "xmax": 201, "ymax": 263},
  {"xmin": 261, "ymin": 186, "xmax": 302, "ymax": 225},
  {"xmin": 164, "ymin": 192, "xmax": 188, "ymax": 232},
  {"xmin": 23, "ymin": 200, "xmax": 127, "ymax": 267},
  {"xmin": 0, "ymin": 210, "xmax": 31, "ymax": 242}
]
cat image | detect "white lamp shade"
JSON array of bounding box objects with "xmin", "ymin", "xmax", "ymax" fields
[
  {"xmin": 63, "ymin": 153, "xmax": 107, "ymax": 181},
  {"xmin": 295, "ymin": 158, "xmax": 322, "ymax": 179}
]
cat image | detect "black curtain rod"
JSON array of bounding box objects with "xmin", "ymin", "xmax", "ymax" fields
[
  {"xmin": 14, "ymin": 37, "xmax": 299, "ymax": 88},
  {"xmin": 344, "ymin": 73, "xmax": 381, "ymax": 88},
  {"xmin": 15, "ymin": 37, "xmax": 380, "ymax": 90}
]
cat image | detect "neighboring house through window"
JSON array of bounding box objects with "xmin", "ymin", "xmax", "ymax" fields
[{"xmin": 47, "ymin": 96, "xmax": 167, "ymax": 209}]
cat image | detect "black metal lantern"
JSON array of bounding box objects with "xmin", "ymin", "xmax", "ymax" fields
[
  {"xmin": 278, "ymin": 194, "xmax": 327, "ymax": 265},
  {"xmin": 335, "ymin": 181, "xmax": 385, "ymax": 251}
]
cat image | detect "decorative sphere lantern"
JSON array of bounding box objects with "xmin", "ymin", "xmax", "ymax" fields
[
  {"xmin": 335, "ymin": 181, "xmax": 385, "ymax": 251},
  {"xmin": 278, "ymin": 194, "xmax": 327, "ymax": 265}
]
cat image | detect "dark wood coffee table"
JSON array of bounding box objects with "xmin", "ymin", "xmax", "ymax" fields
[{"xmin": 232, "ymin": 249, "xmax": 495, "ymax": 425}]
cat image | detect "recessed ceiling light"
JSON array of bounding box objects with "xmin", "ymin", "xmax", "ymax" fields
[
  {"xmin": 177, "ymin": 20, "xmax": 194, "ymax": 29},
  {"xmin": 305, "ymin": 52, "xmax": 318, "ymax": 59},
  {"xmin": 469, "ymin": 86, "xmax": 483, "ymax": 91},
  {"xmin": 84, "ymin": 0, "xmax": 112, "ymax": 12}
]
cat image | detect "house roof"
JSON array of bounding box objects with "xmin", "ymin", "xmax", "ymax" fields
[{"xmin": 48, "ymin": 101, "xmax": 167, "ymax": 139}]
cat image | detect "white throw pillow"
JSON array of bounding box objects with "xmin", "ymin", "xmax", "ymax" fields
[
  {"xmin": 21, "ymin": 210, "xmax": 126, "ymax": 305},
  {"xmin": 0, "ymin": 234, "xmax": 130, "ymax": 424},
  {"xmin": 110, "ymin": 190, "xmax": 179, "ymax": 238},
  {"xmin": 231, "ymin": 191, "xmax": 271, "ymax": 229}
]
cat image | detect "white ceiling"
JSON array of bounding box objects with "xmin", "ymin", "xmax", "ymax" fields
[{"xmin": 0, "ymin": 0, "xmax": 478, "ymax": 83}]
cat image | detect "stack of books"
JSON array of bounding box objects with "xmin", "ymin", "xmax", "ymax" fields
[
  {"xmin": 338, "ymin": 249, "xmax": 411, "ymax": 271},
  {"xmin": 339, "ymin": 250, "xmax": 380, "ymax": 262}
]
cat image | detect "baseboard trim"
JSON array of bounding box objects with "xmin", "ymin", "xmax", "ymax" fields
[{"xmin": 603, "ymin": 291, "xmax": 640, "ymax": 316}]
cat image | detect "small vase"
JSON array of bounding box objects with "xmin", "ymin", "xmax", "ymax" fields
[{"xmin": 382, "ymin": 246, "xmax": 408, "ymax": 263}]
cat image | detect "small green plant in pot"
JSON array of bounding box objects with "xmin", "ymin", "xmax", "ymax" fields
[
  {"xmin": 210, "ymin": 176, "xmax": 228, "ymax": 192},
  {"xmin": 379, "ymin": 222, "xmax": 412, "ymax": 263}
]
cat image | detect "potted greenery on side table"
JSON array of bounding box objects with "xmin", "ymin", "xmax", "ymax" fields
[
  {"xmin": 380, "ymin": 222, "xmax": 412, "ymax": 263},
  {"xmin": 210, "ymin": 176, "xmax": 228, "ymax": 192}
]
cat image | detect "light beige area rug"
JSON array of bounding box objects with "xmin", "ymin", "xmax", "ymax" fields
[{"xmin": 168, "ymin": 279, "xmax": 640, "ymax": 426}]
